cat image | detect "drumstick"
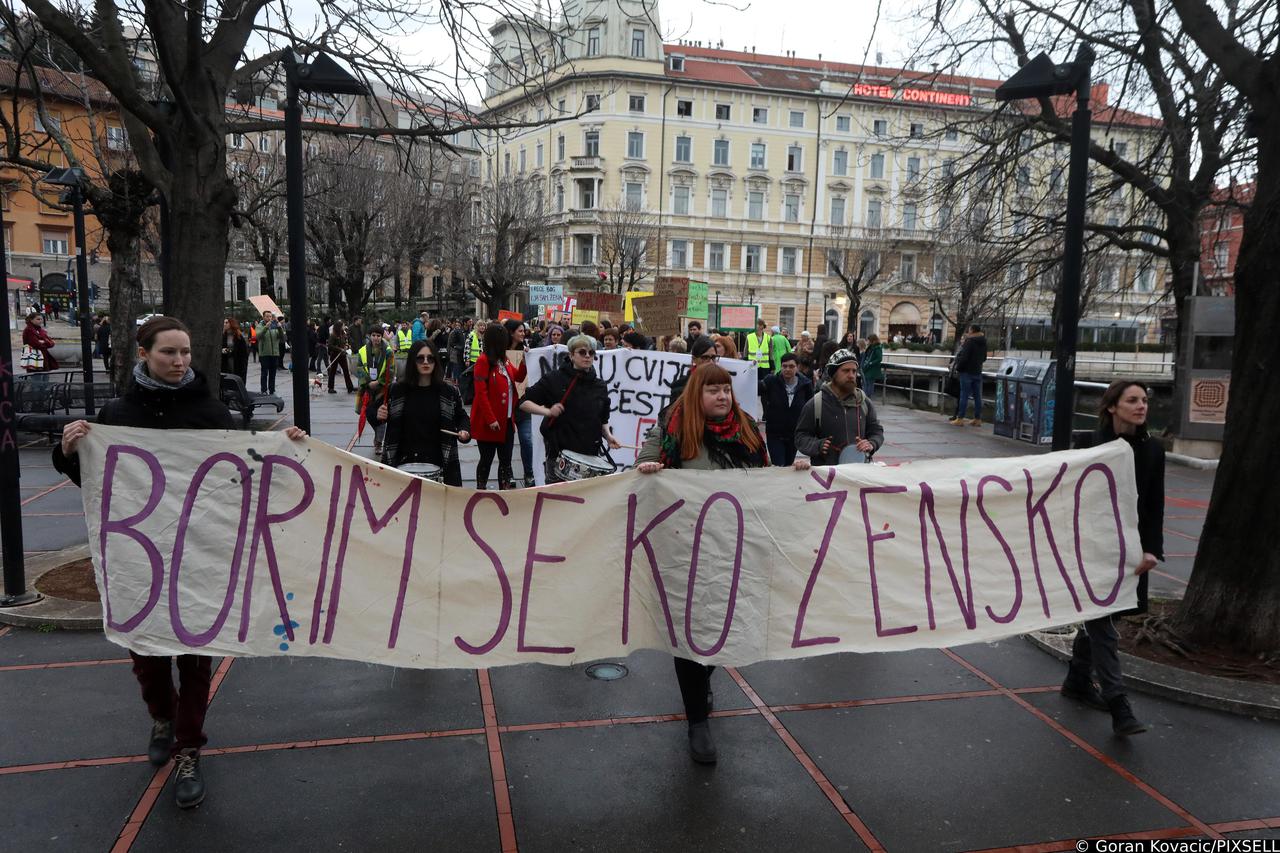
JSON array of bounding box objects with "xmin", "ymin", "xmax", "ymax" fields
[{"xmin": 440, "ymin": 429, "xmax": 461, "ymax": 437}]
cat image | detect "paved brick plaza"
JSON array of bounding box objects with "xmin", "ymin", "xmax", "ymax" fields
[{"xmin": 4, "ymin": 360, "xmax": 1276, "ymax": 852}]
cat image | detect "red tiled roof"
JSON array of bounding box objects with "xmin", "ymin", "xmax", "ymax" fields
[{"xmin": 671, "ymin": 58, "xmax": 762, "ymax": 88}]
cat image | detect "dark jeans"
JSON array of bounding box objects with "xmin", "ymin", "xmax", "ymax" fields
[
  {"xmin": 476, "ymin": 430, "xmax": 515, "ymax": 488},
  {"xmin": 673, "ymin": 657, "xmax": 715, "ymax": 725},
  {"xmin": 129, "ymin": 652, "xmax": 213, "ymax": 754},
  {"xmin": 327, "ymin": 354, "xmax": 354, "ymax": 391},
  {"xmin": 956, "ymin": 373, "xmax": 983, "ymax": 419},
  {"xmin": 1070, "ymin": 617, "xmax": 1124, "ymax": 700},
  {"xmin": 516, "ymin": 413, "xmax": 534, "ymax": 481},
  {"xmin": 766, "ymin": 436, "xmax": 796, "ymax": 466},
  {"xmin": 260, "ymin": 354, "xmax": 280, "ymax": 394}
]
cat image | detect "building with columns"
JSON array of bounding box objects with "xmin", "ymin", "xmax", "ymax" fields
[{"xmin": 479, "ymin": 0, "xmax": 1172, "ymax": 343}]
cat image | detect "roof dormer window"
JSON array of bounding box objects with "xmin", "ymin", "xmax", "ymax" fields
[{"xmin": 669, "ymin": 54, "xmax": 685, "ymax": 72}]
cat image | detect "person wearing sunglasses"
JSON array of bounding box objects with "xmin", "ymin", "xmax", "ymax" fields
[
  {"xmin": 377, "ymin": 340, "xmax": 471, "ymax": 485},
  {"xmin": 520, "ymin": 335, "xmax": 621, "ymax": 482}
]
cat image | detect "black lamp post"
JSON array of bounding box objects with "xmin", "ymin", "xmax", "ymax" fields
[
  {"xmin": 0, "ymin": 207, "xmax": 38, "ymax": 608},
  {"xmin": 42, "ymin": 167, "xmax": 96, "ymax": 416},
  {"xmin": 996, "ymin": 44, "xmax": 1096, "ymax": 450},
  {"xmin": 283, "ymin": 51, "xmax": 367, "ymax": 432}
]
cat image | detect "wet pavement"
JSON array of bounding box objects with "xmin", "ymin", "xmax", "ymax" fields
[{"xmin": 5, "ymin": 357, "xmax": 1275, "ymax": 853}]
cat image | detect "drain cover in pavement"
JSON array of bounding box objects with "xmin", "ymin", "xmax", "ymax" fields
[{"xmin": 585, "ymin": 662, "xmax": 629, "ymax": 681}]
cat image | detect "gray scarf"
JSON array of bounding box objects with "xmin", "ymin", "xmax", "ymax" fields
[{"xmin": 133, "ymin": 361, "xmax": 196, "ymax": 391}]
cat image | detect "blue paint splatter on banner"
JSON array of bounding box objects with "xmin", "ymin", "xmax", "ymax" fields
[{"xmin": 273, "ymin": 592, "xmax": 300, "ymax": 652}]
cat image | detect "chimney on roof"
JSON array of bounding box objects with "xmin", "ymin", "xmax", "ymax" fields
[
  {"xmin": 876, "ymin": 51, "xmax": 883, "ymax": 65},
  {"xmin": 818, "ymin": 53, "xmax": 822, "ymax": 61},
  {"xmin": 752, "ymin": 45, "xmax": 756, "ymax": 53}
]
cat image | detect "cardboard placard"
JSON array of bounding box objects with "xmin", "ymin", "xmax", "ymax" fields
[
  {"xmin": 497, "ymin": 309, "xmax": 523, "ymax": 323},
  {"xmin": 248, "ymin": 295, "xmax": 282, "ymax": 316},
  {"xmin": 575, "ymin": 291, "xmax": 624, "ymax": 313},
  {"xmin": 630, "ymin": 295, "xmax": 684, "ymax": 337}
]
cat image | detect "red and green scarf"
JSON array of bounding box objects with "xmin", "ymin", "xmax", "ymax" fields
[{"xmin": 657, "ymin": 401, "xmax": 769, "ymax": 470}]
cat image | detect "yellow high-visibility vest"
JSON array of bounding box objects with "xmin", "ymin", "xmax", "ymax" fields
[
  {"xmin": 746, "ymin": 332, "xmax": 771, "ymax": 367},
  {"xmin": 467, "ymin": 330, "xmax": 482, "ymax": 362},
  {"xmin": 397, "ymin": 328, "xmax": 413, "ymax": 352}
]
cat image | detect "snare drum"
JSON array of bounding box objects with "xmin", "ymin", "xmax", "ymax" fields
[
  {"xmin": 837, "ymin": 445, "xmax": 870, "ymax": 464},
  {"xmin": 553, "ymin": 450, "xmax": 615, "ymax": 481},
  {"xmin": 397, "ymin": 462, "xmax": 444, "ymax": 482}
]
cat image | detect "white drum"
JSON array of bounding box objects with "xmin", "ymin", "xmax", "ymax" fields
[
  {"xmin": 397, "ymin": 462, "xmax": 444, "ymax": 482},
  {"xmin": 837, "ymin": 445, "xmax": 870, "ymax": 464},
  {"xmin": 554, "ymin": 450, "xmax": 615, "ymax": 481}
]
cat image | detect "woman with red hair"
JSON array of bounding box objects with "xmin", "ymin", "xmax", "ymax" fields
[{"xmin": 635, "ymin": 363, "xmax": 809, "ymax": 765}]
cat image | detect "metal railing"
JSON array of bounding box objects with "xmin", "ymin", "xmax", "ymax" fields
[
  {"xmin": 878, "ymin": 360, "xmax": 1108, "ymax": 426},
  {"xmin": 882, "ymin": 351, "xmax": 1174, "ymax": 378}
]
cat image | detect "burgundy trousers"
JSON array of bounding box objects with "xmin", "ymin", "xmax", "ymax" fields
[{"xmin": 129, "ymin": 653, "xmax": 213, "ymax": 754}]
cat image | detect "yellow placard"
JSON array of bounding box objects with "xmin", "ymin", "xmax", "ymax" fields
[
  {"xmin": 575, "ymin": 309, "xmax": 600, "ymax": 325},
  {"xmin": 623, "ymin": 291, "xmax": 654, "ymax": 322}
]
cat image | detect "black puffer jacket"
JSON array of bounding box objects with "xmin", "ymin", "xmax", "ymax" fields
[
  {"xmin": 53, "ymin": 370, "xmax": 234, "ymax": 487},
  {"xmin": 1074, "ymin": 425, "xmax": 1165, "ymax": 616},
  {"xmin": 521, "ymin": 360, "xmax": 611, "ymax": 456}
]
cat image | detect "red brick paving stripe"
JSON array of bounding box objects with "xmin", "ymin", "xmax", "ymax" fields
[
  {"xmin": 0, "ymin": 754, "xmax": 152, "ymax": 776},
  {"xmin": 19, "ymin": 481, "xmax": 69, "ymax": 507},
  {"xmin": 477, "ymin": 670, "xmax": 518, "ymax": 853},
  {"xmin": 0, "ymin": 658, "xmax": 132, "ymax": 672},
  {"xmin": 1211, "ymin": 816, "xmax": 1280, "ymax": 832},
  {"xmin": 960, "ymin": 824, "xmax": 1200, "ymax": 852},
  {"xmin": 940, "ymin": 648, "xmax": 1222, "ymax": 841},
  {"xmin": 112, "ymin": 656, "xmax": 238, "ymax": 852},
  {"xmin": 726, "ymin": 667, "xmax": 888, "ymax": 853},
  {"xmin": 1163, "ymin": 526, "xmax": 1202, "ymax": 543},
  {"xmin": 1166, "ymin": 496, "xmax": 1210, "ymax": 509},
  {"xmin": 1151, "ymin": 569, "xmax": 1190, "ymax": 587},
  {"xmin": 0, "ymin": 626, "xmax": 11, "ymax": 640},
  {"xmin": 18, "ymin": 511, "xmax": 84, "ymax": 517}
]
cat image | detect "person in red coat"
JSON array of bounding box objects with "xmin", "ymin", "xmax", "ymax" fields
[
  {"xmin": 469, "ymin": 322, "xmax": 527, "ymax": 489},
  {"xmin": 22, "ymin": 312, "xmax": 59, "ymax": 379}
]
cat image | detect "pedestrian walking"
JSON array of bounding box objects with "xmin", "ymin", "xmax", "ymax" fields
[
  {"xmin": 326, "ymin": 321, "xmax": 355, "ymax": 393},
  {"xmin": 377, "ymin": 340, "xmax": 471, "ymax": 485},
  {"xmin": 1060, "ymin": 380, "xmax": 1163, "ymax": 736},
  {"xmin": 520, "ymin": 334, "xmax": 620, "ymax": 483},
  {"xmin": 470, "ymin": 323, "xmax": 526, "ymax": 490},
  {"xmin": 635, "ymin": 363, "xmax": 809, "ymax": 764},
  {"xmin": 794, "ymin": 348, "xmax": 884, "ymax": 465},
  {"xmin": 859, "ymin": 334, "xmax": 884, "ymax": 398},
  {"xmin": 95, "ymin": 314, "xmax": 113, "ymax": 376},
  {"xmin": 52, "ymin": 316, "xmax": 306, "ymax": 809}
]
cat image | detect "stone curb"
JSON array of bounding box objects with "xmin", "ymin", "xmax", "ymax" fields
[
  {"xmin": 1025, "ymin": 629, "xmax": 1280, "ymax": 721},
  {"xmin": 1166, "ymin": 452, "xmax": 1219, "ymax": 470},
  {"xmin": 0, "ymin": 544, "xmax": 103, "ymax": 630}
]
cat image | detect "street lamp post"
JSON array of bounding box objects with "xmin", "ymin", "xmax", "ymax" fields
[
  {"xmin": 714, "ymin": 290, "xmax": 721, "ymax": 331},
  {"xmin": 42, "ymin": 167, "xmax": 96, "ymax": 416},
  {"xmin": 996, "ymin": 44, "xmax": 1095, "ymax": 451},
  {"xmin": 0, "ymin": 207, "xmax": 38, "ymax": 608},
  {"xmin": 283, "ymin": 51, "xmax": 368, "ymax": 433}
]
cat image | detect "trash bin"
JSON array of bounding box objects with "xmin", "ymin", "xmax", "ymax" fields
[
  {"xmin": 1015, "ymin": 359, "xmax": 1056, "ymax": 444},
  {"xmin": 992, "ymin": 358, "xmax": 1025, "ymax": 438}
]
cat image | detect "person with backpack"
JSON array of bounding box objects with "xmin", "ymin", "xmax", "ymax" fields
[{"xmin": 794, "ymin": 348, "xmax": 884, "ymax": 465}]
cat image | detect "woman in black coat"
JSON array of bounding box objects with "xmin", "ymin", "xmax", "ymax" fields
[
  {"xmin": 55, "ymin": 317, "xmax": 305, "ymax": 810},
  {"xmin": 377, "ymin": 340, "xmax": 471, "ymax": 486},
  {"xmin": 519, "ymin": 333, "xmax": 620, "ymax": 482},
  {"xmin": 1062, "ymin": 379, "xmax": 1164, "ymax": 736},
  {"xmin": 220, "ymin": 317, "xmax": 250, "ymax": 382}
]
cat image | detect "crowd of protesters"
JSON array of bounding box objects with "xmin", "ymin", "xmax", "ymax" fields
[{"xmin": 44, "ymin": 307, "xmax": 1163, "ymax": 809}]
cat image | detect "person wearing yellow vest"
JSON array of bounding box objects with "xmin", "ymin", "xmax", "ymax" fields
[
  {"xmin": 396, "ymin": 322, "xmax": 414, "ymax": 354},
  {"xmin": 466, "ymin": 320, "xmax": 485, "ymax": 365},
  {"xmin": 745, "ymin": 319, "xmax": 772, "ymax": 378},
  {"xmin": 356, "ymin": 326, "xmax": 396, "ymax": 454}
]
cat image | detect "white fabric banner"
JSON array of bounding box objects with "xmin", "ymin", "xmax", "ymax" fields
[
  {"xmin": 524, "ymin": 345, "xmax": 760, "ymax": 484},
  {"xmin": 77, "ymin": 427, "xmax": 1141, "ymax": 668}
]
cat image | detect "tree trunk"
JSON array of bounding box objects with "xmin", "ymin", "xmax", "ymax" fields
[
  {"xmin": 1174, "ymin": 107, "xmax": 1280, "ymax": 655},
  {"xmin": 166, "ymin": 164, "xmax": 236, "ymax": 386},
  {"xmin": 393, "ymin": 266, "xmax": 403, "ymax": 310},
  {"xmin": 104, "ymin": 229, "xmax": 143, "ymax": 388}
]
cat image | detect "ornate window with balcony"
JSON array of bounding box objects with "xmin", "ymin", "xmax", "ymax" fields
[{"xmin": 584, "ymin": 131, "xmax": 600, "ymax": 157}]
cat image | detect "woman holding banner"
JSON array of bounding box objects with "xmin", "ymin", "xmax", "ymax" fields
[
  {"xmin": 1061, "ymin": 380, "xmax": 1164, "ymax": 737},
  {"xmin": 635, "ymin": 364, "xmax": 809, "ymax": 764},
  {"xmin": 53, "ymin": 317, "xmax": 306, "ymax": 810},
  {"xmin": 470, "ymin": 323, "xmax": 527, "ymax": 490},
  {"xmin": 377, "ymin": 340, "xmax": 471, "ymax": 485},
  {"xmin": 520, "ymin": 334, "xmax": 621, "ymax": 483}
]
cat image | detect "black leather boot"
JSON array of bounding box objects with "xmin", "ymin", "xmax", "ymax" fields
[
  {"xmin": 173, "ymin": 749, "xmax": 206, "ymax": 808},
  {"xmin": 1108, "ymin": 695, "xmax": 1149, "ymax": 736},
  {"xmin": 687, "ymin": 721, "xmax": 717, "ymax": 764},
  {"xmin": 147, "ymin": 718, "xmax": 174, "ymax": 766},
  {"xmin": 1061, "ymin": 662, "xmax": 1108, "ymax": 711}
]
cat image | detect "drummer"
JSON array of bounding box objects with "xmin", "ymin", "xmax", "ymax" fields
[
  {"xmin": 378, "ymin": 340, "xmax": 472, "ymax": 485},
  {"xmin": 520, "ymin": 334, "xmax": 622, "ymax": 483}
]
